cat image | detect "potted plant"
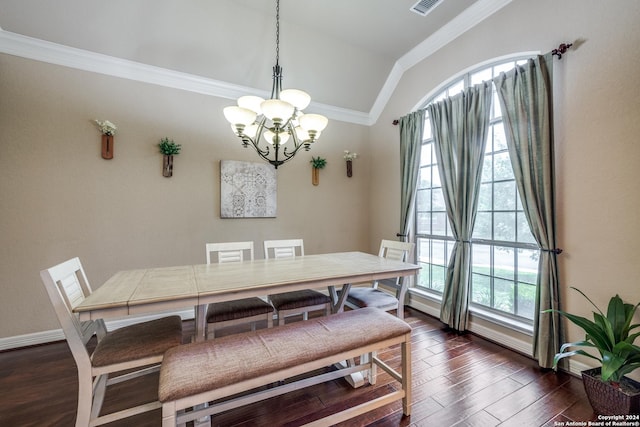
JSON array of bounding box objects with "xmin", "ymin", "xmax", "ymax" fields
[
  {"xmin": 94, "ymin": 119, "xmax": 117, "ymax": 159},
  {"xmin": 158, "ymin": 137, "xmax": 181, "ymax": 177},
  {"xmin": 547, "ymin": 287, "xmax": 640, "ymax": 415},
  {"xmin": 343, "ymin": 150, "xmax": 357, "ymax": 177},
  {"xmin": 310, "ymin": 156, "xmax": 326, "ymax": 186}
]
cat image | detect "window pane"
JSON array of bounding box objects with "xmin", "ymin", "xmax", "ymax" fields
[
  {"xmin": 431, "ymin": 264, "xmax": 446, "ymax": 292},
  {"xmin": 432, "ymin": 188, "xmax": 445, "ymax": 211},
  {"xmin": 432, "ymin": 164, "xmax": 441, "ymax": 187},
  {"xmin": 494, "ymin": 247, "xmax": 514, "ymax": 281},
  {"xmin": 516, "ymin": 282, "xmax": 536, "ymax": 320},
  {"xmin": 492, "ymin": 89, "xmax": 502, "ymax": 119},
  {"xmin": 472, "ymin": 273, "xmax": 491, "ymax": 306},
  {"xmin": 517, "ymin": 249, "xmax": 539, "ymax": 284},
  {"xmin": 477, "ymin": 183, "xmax": 492, "ymax": 211},
  {"xmin": 432, "ymin": 212, "xmax": 448, "ymax": 236},
  {"xmin": 432, "ymin": 240, "xmax": 449, "ymax": 264},
  {"xmin": 493, "ymin": 123, "xmax": 507, "ymax": 151},
  {"xmin": 494, "ymin": 181, "xmax": 516, "ymax": 210},
  {"xmin": 494, "ymin": 279, "xmax": 515, "ymax": 314},
  {"xmin": 494, "ymin": 62, "xmax": 517, "ymax": 75},
  {"xmin": 494, "ymin": 212, "xmax": 516, "ymax": 241},
  {"xmin": 471, "ymin": 68, "xmax": 492, "ymax": 85},
  {"xmin": 421, "ymin": 143, "xmax": 432, "ymax": 165},
  {"xmin": 419, "ymin": 166, "xmax": 431, "ymax": 188},
  {"xmin": 416, "ymin": 189, "xmax": 431, "ymax": 211},
  {"xmin": 424, "ymin": 118, "xmax": 433, "ymax": 140},
  {"xmin": 473, "ymin": 212, "xmax": 492, "ymax": 239},
  {"xmin": 448, "ymin": 79, "xmax": 464, "ymax": 96},
  {"xmin": 481, "ymin": 154, "xmax": 493, "ymax": 181},
  {"xmin": 494, "ymin": 152, "xmax": 514, "ymax": 181},
  {"xmin": 416, "ymin": 212, "xmax": 430, "ymax": 234},
  {"xmin": 517, "ymin": 212, "xmax": 537, "ymax": 244}
]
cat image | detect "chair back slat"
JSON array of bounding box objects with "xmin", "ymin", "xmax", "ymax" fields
[
  {"xmin": 378, "ymin": 239, "xmax": 414, "ymax": 261},
  {"xmin": 206, "ymin": 241, "xmax": 254, "ymax": 264},
  {"xmin": 264, "ymin": 239, "xmax": 304, "ymax": 259}
]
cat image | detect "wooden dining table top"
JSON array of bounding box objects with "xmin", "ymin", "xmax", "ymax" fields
[{"xmin": 74, "ymin": 251, "xmax": 420, "ymax": 321}]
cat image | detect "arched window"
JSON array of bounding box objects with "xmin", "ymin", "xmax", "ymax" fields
[{"xmin": 415, "ymin": 56, "xmax": 539, "ymax": 325}]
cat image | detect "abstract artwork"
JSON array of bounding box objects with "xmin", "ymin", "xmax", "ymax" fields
[{"xmin": 220, "ymin": 160, "xmax": 277, "ymax": 218}]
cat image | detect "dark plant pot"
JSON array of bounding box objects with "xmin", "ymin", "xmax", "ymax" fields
[
  {"xmin": 346, "ymin": 160, "xmax": 353, "ymax": 177},
  {"xmin": 581, "ymin": 368, "xmax": 640, "ymax": 415},
  {"xmin": 163, "ymin": 154, "xmax": 173, "ymax": 177}
]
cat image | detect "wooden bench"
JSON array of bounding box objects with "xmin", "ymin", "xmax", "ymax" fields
[{"xmin": 159, "ymin": 307, "xmax": 412, "ymax": 426}]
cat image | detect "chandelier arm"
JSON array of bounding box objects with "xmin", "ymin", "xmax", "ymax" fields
[{"xmin": 240, "ymin": 134, "xmax": 271, "ymax": 158}]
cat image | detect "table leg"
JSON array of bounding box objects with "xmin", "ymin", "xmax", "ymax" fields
[
  {"xmin": 193, "ymin": 305, "xmax": 212, "ymax": 426},
  {"xmin": 328, "ymin": 283, "xmax": 351, "ymax": 314},
  {"xmin": 328, "ymin": 283, "xmax": 365, "ymax": 387},
  {"xmin": 194, "ymin": 304, "xmax": 207, "ymax": 342}
]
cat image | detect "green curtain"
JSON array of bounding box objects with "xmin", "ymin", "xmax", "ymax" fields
[
  {"xmin": 398, "ymin": 110, "xmax": 425, "ymax": 242},
  {"xmin": 427, "ymin": 82, "xmax": 492, "ymax": 331},
  {"xmin": 493, "ymin": 54, "xmax": 561, "ymax": 368}
]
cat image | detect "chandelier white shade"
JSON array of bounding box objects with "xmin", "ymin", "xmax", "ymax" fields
[{"xmin": 223, "ymin": 0, "xmax": 328, "ymax": 168}]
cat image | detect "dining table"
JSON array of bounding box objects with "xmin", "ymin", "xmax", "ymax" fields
[
  {"xmin": 75, "ymin": 251, "xmax": 420, "ymax": 342},
  {"xmin": 74, "ymin": 251, "xmax": 419, "ymax": 425}
]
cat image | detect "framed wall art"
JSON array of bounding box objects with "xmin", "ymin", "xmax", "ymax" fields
[{"xmin": 220, "ymin": 160, "xmax": 277, "ymax": 218}]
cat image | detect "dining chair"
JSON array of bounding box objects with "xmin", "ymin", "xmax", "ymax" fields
[
  {"xmin": 264, "ymin": 239, "xmax": 331, "ymax": 326},
  {"xmin": 345, "ymin": 239, "xmax": 415, "ymax": 318},
  {"xmin": 205, "ymin": 241, "xmax": 274, "ymax": 339},
  {"xmin": 40, "ymin": 257, "xmax": 183, "ymax": 427}
]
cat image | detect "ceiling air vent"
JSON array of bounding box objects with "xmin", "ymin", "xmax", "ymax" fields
[{"xmin": 410, "ymin": 0, "xmax": 442, "ymax": 16}]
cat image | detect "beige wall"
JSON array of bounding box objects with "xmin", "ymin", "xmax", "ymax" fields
[
  {"xmin": 0, "ymin": 55, "xmax": 372, "ymax": 338},
  {"xmin": 371, "ymin": 0, "xmax": 640, "ymax": 362},
  {"xmin": 2, "ymin": 0, "xmax": 639, "ymax": 359}
]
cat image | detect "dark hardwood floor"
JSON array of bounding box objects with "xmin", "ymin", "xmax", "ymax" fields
[{"xmin": 0, "ymin": 308, "xmax": 597, "ymax": 426}]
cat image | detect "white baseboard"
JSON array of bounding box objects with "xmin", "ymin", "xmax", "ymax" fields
[
  {"xmin": 466, "ymin": 319, "xmax": 533, "ymax": 356},
  {"xmin": 0, "ymin": 309, "xmax": 195, "ymax": 352}
]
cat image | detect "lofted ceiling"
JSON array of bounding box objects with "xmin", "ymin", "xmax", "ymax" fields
[{"xmin": 0, "ymin": 0, "xmax": 512, "ymax": 123}]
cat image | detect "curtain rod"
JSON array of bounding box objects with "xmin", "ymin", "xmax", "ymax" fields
[{"xmin": 392, "ymin": 42, "xmax": 573, "ymax": 125}]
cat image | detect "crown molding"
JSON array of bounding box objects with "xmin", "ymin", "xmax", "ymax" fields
[
  {"xmin": 0, "ymin": 30, "xmax": 370, "ymax": 125},
  {"xmin": 368, "ymin": 0, "xmax": 514, "ymax": 124},
  {"xmin": 0, "ymin": 0, "xmax": 512, "ymax": 127}
]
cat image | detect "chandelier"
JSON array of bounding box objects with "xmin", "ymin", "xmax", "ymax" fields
[{"xmin": 223, "ymin": 0, "xmax": 328, "ymax": 168}]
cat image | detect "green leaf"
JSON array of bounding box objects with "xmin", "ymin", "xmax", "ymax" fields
[
  {"xmin": 622, "ymin": 303, "xmax": 640, "ymax": 339},
  {"xmin": 601, "ymin": 350, "xmax": 626, "ymax": 381},
  {"xmin": 626, "ymin": 331, "xmax": 640, "ymax": 345},
  {"xmin": 559, "ymin": 340, "xmax": 596, "ymax": 353},
  {"xmin": 571, "ymin": 287, "xmax": 605, "ymax": 317},
  {"xmin": 553, "ymin": 349, "xmax": 601, "ymax": 368},
  {"xmin": 607, "ymin": 295, "xmax": 627, "ymax": 342},
  {"xmin": 593, "ymin": 312, "xmax": 615, "ymax": 350},
  {"xmin": 557, "ymin": 310, "xmax": 611, "ymax": 351}
]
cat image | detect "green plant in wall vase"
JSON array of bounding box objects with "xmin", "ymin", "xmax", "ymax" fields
[
  {"xmin": 310, "ymin": 156, "xmax": 326, "ymax": 186},
  {"xmin": 158, "ymin": 137, "xmax": 182, "ymax": 177}
]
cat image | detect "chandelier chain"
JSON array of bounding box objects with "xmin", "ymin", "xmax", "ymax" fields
[{"xmin": 275, "ymin": 0, "xmax": 280, "ymax": 67}]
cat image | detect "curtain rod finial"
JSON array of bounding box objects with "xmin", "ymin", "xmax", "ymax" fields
[{"xmin": 552, "ymin": 42, "xmax": 573, "ymax": 59}]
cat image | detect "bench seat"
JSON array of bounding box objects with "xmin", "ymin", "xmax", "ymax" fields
[{"xmin": 159, "ymin": 307, "xmax": 412, "ymax": 426}]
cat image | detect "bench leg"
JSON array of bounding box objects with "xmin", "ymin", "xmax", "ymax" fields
[
  {"xmin": 366, "ymin": 351, "xmax": 377, "ymax": 385},
  {"xmin": 161, "ymin": 402, "xmax": 176, "ymax": 427}
]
